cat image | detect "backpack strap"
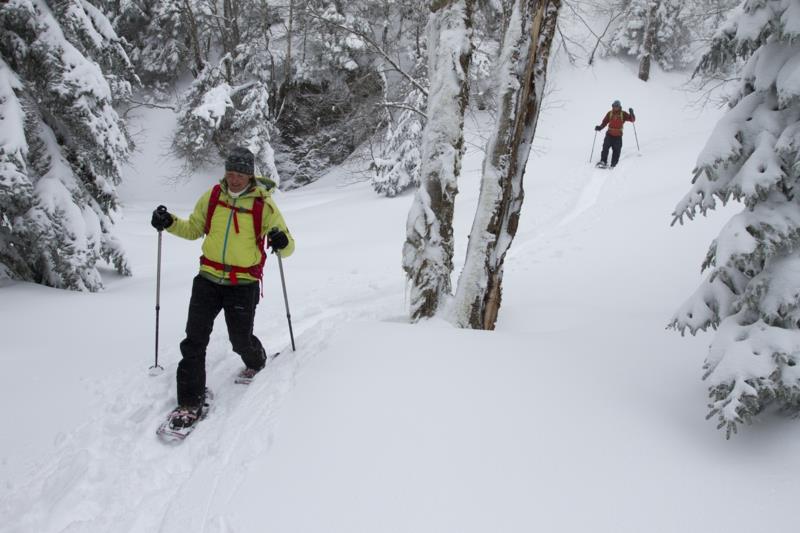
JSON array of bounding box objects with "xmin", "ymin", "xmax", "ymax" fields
[
  {"xmin": 204, "ymin": 184, "xmax": 222, "ymax": 234},
  {"xmin": 251, "ymin": 196, "xmax": 267, "ymax": 279}
]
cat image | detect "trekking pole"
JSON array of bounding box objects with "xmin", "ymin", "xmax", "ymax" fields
[
  {"xmin": 633, "ymin": 122, "xmax": 641, "ymax": 152},
  {"xmin": 151, "ymin": 223, "xmax": 165, "ymax": 373},
  {"xmin": 589, "ymin": 131, "xmax": 598, "ymax": 163},
  {"xmin": 275, "ymin": 253, "xmax": 296, "ymax": 351}
]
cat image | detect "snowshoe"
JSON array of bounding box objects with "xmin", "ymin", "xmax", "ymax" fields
[
  {"xmin": 234, "ymin": 366, "xmax": 261, "ymax": 385},
  {"xmin": 595, "ymin": 161, "xmax": 609, "ymax": 169},
  {"xmin": 156, "ymin": 388, "xmax": 214, "ymax": 443},
  {"xmin": 234, "ymin": 352, "xmax": 280, "ymax": 385}
]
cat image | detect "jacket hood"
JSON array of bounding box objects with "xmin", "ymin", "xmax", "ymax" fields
[{"xmin": 218, "ymin": 176, "xmax": 278, "ymax": 198}]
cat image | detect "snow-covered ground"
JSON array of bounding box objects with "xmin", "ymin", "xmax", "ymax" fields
[{"xmin": 3, "ymin": 59, "xmax": 800, "ymax": 532}]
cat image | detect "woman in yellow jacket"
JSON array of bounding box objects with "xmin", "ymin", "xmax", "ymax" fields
[{"xmin": 151, "ymin": 147, "xmax": 294, "ymax": 430}]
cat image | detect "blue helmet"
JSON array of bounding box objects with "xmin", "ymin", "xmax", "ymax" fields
[{"xmin": 612, "ymin": 100, "xmax": 622, "ymax": 108}]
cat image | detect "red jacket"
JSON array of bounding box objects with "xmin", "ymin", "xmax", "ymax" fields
[{"xmin": 600, "ymin": 109, "xmax": 634, "ymax": 137}]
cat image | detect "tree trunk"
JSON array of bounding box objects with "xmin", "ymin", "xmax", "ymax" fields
[
  {"xmin": 285, "ymin": 0, "xmax": 294, "ymax": 84},
  {"xmin": 638, "ymin": 0, "xmax": 659, "ymax": 82},
  {"xmin": 452, "ymin": 0, "xmax": 560, "ymax": 330},
  {"xmin": 182, "ymin": 0, "xmax": 205, "ymax": 75},
  {"xmin": 403, "ymin": 0, "xmax": 473, "ymax": 321}
]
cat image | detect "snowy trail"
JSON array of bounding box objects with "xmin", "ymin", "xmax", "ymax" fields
[
  {"xmin": 1, "ymin": 281, "xmax": 396, "ymax": 533},
  {"xmin": 556, "ymin": 167, "xmax": 609, "ymax": 228}
]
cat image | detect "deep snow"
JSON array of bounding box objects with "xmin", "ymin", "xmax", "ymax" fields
[{"xmin": 3, "ymin": 59, "xmax": 800, "ymax": 532}]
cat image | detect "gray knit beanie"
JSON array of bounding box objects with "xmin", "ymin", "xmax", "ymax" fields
[{"xmin": 225, "ymin": 146, "xmax": 255, "ymax": 175}]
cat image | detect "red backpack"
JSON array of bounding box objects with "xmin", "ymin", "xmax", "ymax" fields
[{"xmin": 199, "ymin": 184, "xmax": 267, "ymax": 285}]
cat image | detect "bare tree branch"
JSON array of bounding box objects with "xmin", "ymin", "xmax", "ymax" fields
[{"xmin": 381, "ymin": 102, "xmax": 428, "ymax": 121}]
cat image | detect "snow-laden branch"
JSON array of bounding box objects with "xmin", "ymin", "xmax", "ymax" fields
[{"xmin": 303, "ymin": 10, "xmax": 429, "ymax": 98}]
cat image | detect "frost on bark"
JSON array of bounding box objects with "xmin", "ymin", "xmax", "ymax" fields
[
  {"xmin": 453, "ymin": 0, "xmax": 560, "ymax": 330},
  {"xmin": 638, "ymin": 0, "xmax": 660, "ymax": 81},
  {"xmin": 403, "ymin": 0, "xmax": 473, "ymax": 321}
]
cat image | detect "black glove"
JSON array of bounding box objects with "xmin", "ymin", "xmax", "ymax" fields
[
  {"xmin": 268, "ymin": 228, "xmax": 289, "ymax": 251},
  {"xmin": 628, "ymin": 107, "xmax": 635, "ymax": 117},
  {"xmin": 151, "ymin": 205, "xmax": 173, "ymax": 231},
  {"xmin": 594, "ymin": 125, "xmax": 603, "ymax": 131}
]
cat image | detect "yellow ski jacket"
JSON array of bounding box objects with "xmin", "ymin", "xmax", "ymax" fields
[{"xmin": 167, "ymin": 177, "xmax": 295, "ymax": 284}]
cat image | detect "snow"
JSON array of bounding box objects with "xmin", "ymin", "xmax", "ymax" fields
[
  {"xmin": 192, "ymin": 84, "xmax": 234, "ymax": 128},
  {"xmin": 0, "ymin": 58, "xmax": 26, "ymax": 155},
  {"xmin": 4, "ymin": 55, "xmax": 800, "ymax": 532},
  {"xmin": 34, "ymin": 0, "xmax": 112, "ymax": 102}
]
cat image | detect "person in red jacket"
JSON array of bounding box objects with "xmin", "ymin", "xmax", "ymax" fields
[{"xmin": 595, "ymin": 100, "xmax": 635, "ymax": 168}]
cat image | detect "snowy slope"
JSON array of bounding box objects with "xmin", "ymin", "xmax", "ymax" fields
[{"xmin": 3, "ymin": 59, "xmax": 800, "ymax": 532}]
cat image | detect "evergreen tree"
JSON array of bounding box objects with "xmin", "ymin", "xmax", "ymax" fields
[
  {"xmin": 371, "ymin": 87, "xmax": 425, "ymax": 197},
  {"xmin": 371, "ymin": 57, "xmax": 427, "ymax": 197},
  {"xmin": 135, "ymin": 0, "xmax": 203, "ymax": 87},
  {"xmin": 274, "ymin": 2, "xmax": 389, "ymax": 189},
  {"xmin": 607, "ymin": 0, "xmax": 693, "ymax": 80},
  {"xmin": 295, "ymin": 2, "xmax": 369, "ymax": 79},
  {"xmin": 0, "ymin": 0, "xmax": 133, "ymax": 290},
  {"xmin": 56, "ymin": 0, "xmax": 137, "ymax": 101},
  {"xmin": 172, "ymin": 50, "xmax": 280, "ymax": 182},
  {"xmin": 670, "ymin": 0, "xmax": 800, "ymax": 437}
]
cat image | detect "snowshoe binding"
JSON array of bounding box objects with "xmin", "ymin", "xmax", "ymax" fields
[
  {"xmin": 156, "ymin": 388, "xmax": 214, "ymax": 443},
  {"xmin": 234, "ymin": 366, "xmax": 262, "ymax": 385},
  {"xmin": 234, "ymin": 352, "xmax": 280, "ymax": 385}
]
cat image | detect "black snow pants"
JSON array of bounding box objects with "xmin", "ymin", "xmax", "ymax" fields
[
  {"xmin": 177, "ymin": 275, "xmax": 266, "ymax": 406},
  {"xmin": 600, "ymin": 133, "xmax": 623, "ymax": 167}
]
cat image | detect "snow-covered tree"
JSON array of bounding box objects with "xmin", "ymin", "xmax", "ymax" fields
[
  {"xmin": 670, "ymin": 0, "xmax": 800, "ymax": 437},
  {"xmin": 55, "ymin": 0, "xmax": 137, "ymax": 101},
  {"xmin": 453, "ymin": 0, "xmax": 560, "ymax": 330},
  {"xmin": 371, "ymin": 87, "xmax": 425, "ymax": 197},
  {"xmin": 371, "ymin": 55, "xmax": 427, "ymax": 197},
  {"xmin": 294, "ymin": 2, "xmax": 370, "ymax": 81},
  {"xmin": 0, "ymin": 0, "xmax": 133, "ymax": 291},
  {"xmin": 137, "ymin": 0, "xmax": 205, "ymax": 86},
  {"xmin": 171, "ymin": 53, "xmax": 280, "ymax": 182},
  {"xmin": 369, "ymin": 0, "xmax": 502, "ymax": 199},
  {"xmin": 403, "ymin": 0, "xmax": 473, "ymax": 320},
  {"xmin": 276, "ymin": 0, "xmax": 390, "ymax": 188},
  {"xmin": 110, "ymin": 0, "xmax": 212, "ymax": 88},
  {"xmin": 607, "ymin": 0, "xmax": 693, "ymax": 80}
]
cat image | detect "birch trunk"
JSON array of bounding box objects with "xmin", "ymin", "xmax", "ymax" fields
[
  {"xmin": 453, "ymin": 0, "xmax": 560, "ymax": 330},
  {"xmin": 403, "ymin": 0, "xmax": 473, "ymax": 321},
  {"xmin": 638, "ymin": 0, "xmax": 659, "ymax": 82}
]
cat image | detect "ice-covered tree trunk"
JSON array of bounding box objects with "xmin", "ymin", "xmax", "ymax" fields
[
  {"xmin": 402, "ymin": 0, "xmax": 473, "ymax": 320},
  {"xmin": 670, "ymin": 0, "xmax": 800, "ymax": 437},
  {"xmin": 638, "ymin": 0, "xmax": 659, "ymax": 81},
  {"xmin": 452, "ymin": 0, "xmax": 560, "ymax": 330}
]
